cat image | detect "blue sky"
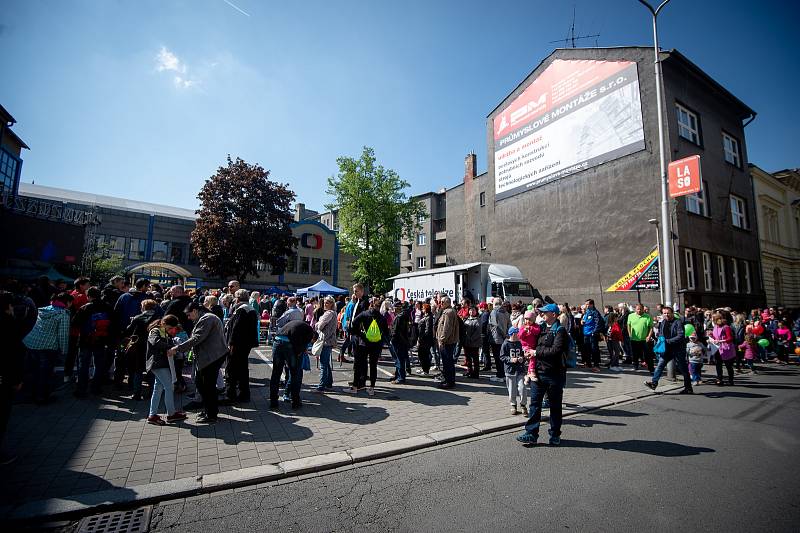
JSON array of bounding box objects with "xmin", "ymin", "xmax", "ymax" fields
[{"xmin": 2, "ymin": 0, "xmax": 798, "ymax": 211}]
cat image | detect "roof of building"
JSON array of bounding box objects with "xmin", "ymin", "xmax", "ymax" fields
[
  {"xmin": 0, "ymin": 104, "xmax": 16, "ymax": 125},
  {"xmin": 18, "ymin": 183, "xmax": 197, "ymax": 221},
  {"xmin": 487, "ymin": 47, "xmax": 755, "ymax": 121},
  {"xmin": 2, "ymin": 127, "xmax": 29, "ymax": 150}
]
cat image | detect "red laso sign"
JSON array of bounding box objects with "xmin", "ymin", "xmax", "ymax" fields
[{"xmin": 668, "ymin": 155, "xmax": 702, "ymax": 198}]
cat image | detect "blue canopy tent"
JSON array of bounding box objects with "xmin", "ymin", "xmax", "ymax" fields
[{"xmin": 296, "ymin": 279, "xmax": 349, "ymax": 296}]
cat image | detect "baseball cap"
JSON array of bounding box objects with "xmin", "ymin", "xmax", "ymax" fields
[
  {"xmin": 507, "ymin": 326, "xmax": 519, "ymax": 336},
  {"xmin": 537, "ymin": 303, "xmax": 559, "ymax": 313},
  {"xmin": 524, "ymin": 310, "xmax": 536, "ymax": 320}
]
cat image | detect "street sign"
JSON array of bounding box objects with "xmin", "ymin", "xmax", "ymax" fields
[
  {"xmin": 668, "ymin": 155, "xmax": 702, "ymax": 198},
  {"xmin": 606, "ymin": 248, "xmax": 660, "ymax": 292}
]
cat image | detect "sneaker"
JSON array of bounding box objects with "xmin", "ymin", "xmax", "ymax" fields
[
  {"xmin": 678, "ymin": 388, "xmax": 694, "ymax": 395},
  {"xmin": 511, "ymin": 406, "xmax": 518, "ymax": 415},
  {"xmin": 516, "ymin": 432, "xmax": 537, "ymax": 444},
  {"xmin": 196, "ymin": 413, "xmax": 217, "ymax": 424},
  {"xmin": 147, "ymin": 415, "xmax": 166, "ymax": 426},
  {"xmin": 591, "ymin": 367, "xmax": 600, "ymax": 373},
  {"xmin": 644, "ymin": 381, "xmax": 657, "ymax": 391},
  {"xmin": 521, "ymin": 405, "xmax": 528, "ymax": 416},
  {"xmin": 611, "ymin": 366, "xmax": 623, "ymax": 372},
  {"xmin": 489, "ymin": 376, "xmax": 504, "ymax": 383},
  {"xmin": 367, "ymin": 387, "xmax": 375, "ymax": 396},
  {"xmin": 548, "ymin": 436, "xmax": 561, "ymax": 447},
  {"xmin": 167, "ymin": 412, "xmax": 188, "ymax": 423},
  {"xmin": 437, "ymin": 381, "xmax": 455, "ymax": 389},
  {"xmin": 282, "ymin": 395, "xmax": 291, "ymax": 402},
  {"xmin": 415, "ymin": 369, "xmax": 425, "ymax": 375}
]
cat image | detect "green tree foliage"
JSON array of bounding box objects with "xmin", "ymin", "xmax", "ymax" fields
[
  {"xmin": 191, "ymin": 156, "xmax": 297, "ymax": 282},
  {"xmin": 326, "ymin": 147, "xmax": 424, "ymax": 294},
  {"xmin": 86, "ymin": 243, "xmax": 124, "ymax": 285}
]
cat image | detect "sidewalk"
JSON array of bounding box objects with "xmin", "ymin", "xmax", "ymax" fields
[{"xmin": 0, "ymin": 347, "xmax": 680, "ymax": 520}]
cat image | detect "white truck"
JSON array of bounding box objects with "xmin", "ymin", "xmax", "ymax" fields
[{"xmin": 388, "ymin": 262, "xmax": 540, "ymax": 304}]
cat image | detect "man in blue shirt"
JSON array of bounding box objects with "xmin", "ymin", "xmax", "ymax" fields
[{"xmin": 581, "ymin": 299, "xmax": 603, "ymax": 372}]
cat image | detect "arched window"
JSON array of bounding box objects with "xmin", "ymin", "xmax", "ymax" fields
[{"xmin": 773, "ymin": 268, "xmax": 784, "ymax": 306}]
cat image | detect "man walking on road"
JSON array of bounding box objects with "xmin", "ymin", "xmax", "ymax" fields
[
  {"xmin": 488, "ymin": 297, "xmax": 510, "ymax": 382},
  {"xmin": 224, "ymin": 289, "xmax": 258, "ymax": 403},
  {"xmin": 269, "ymin": 318, "xmax": 314, "ymax": 410},
  {"xmin": 517, "ymin": 303, "xmax": 567, "ymax": 446},
  {"xmin": 435, "ymin": 296, "xmax": 459, "ymax": 389},
  {"xmin": 645, "ymin": 306, "xmax": 694, "ymax": 394}
]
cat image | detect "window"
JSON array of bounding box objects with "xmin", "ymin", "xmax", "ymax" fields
[
  {"xmin": 764, "ymin": 206, "xmax": 780, "ymax": 243},
  {"xmin": 774, "ymin": 268, "xmax": 784, "ymax": 305},
  {"xmin": 286, "ymin": 254, "xmax": 297, "ymax": 273},
  {"xmin": 722, "ymin": 132, "xmax": 741, "ymax": 167},
  {"xmin": 311, "ymin": 257, "xmax": 321, "ymax": 275},
  {"xmin": 417, "ymin": 213, "xmax": 426, "ymax": 223},
  {"xmin": 479, "ymin": 191, "xmax": 486, "ymax": 207},
  {"xmin": 730, "ymin": 258, "xmax": 739, "ymax": 293},
  {"xmin": 0, "ymin": 149, "xmax": 20, "ymax": 194},
  {"xmin": 300, "ymin": 256, "xmax": 310, "ymax": 274},
  {"xmin": 417, "ymin": 256, "xmax": 426, "ymax": 269},
  {"xmin": 701, "ymin": 252, "xmax": 712, "ymax": 291},
  {"xmin": 152, "ymin": 241, "xmax": 169, "ymax": 261},
  {"xmin": 684, "ymin": 249, "xmax": 696, "ymax": 290},
  {"xmin": 716, "ymin": 256, "xmax": 726, "ymax": 292},
  {"xmin": 676, "ymin": 103, "xmax": 700, "ymax": 144},
  {"xmin": 686, "ymin": 180, "xmax": 708, "ymax": 216},
  {"xmin": 170, "ymin": 242, "xmax": 185, "ymax": 264},
  {"xmin": 743, "ymin": 261, "xmax": 751, "ymax": 293},
  {"xmin": 128, "ymin": 238, "xmax": 147, "ymax": 261},
  {"xmin": 480, "ymin": 235, "xmax": 486, "ymax": 250},
  {"xmin": 417, "ymin": 233, "xmax": 426, "ymax": 246},
  {"xmin": 107, "ymin": 236, "xmax": 126, "ymax": 257},
  {"xmin": 730, "ymin": 195, "xmax": 748, "ymax": 229},
  {"xmin": 322, "ymin": 259, "xmax": 332, "ymax": 276}
]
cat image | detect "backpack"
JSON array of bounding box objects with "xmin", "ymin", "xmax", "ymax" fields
[
  {"xmin": 551, "ymin": 321, "xmax": 577, "ymax": 368},
  {"xmin": 83, "ymin": 310, "xmax": 111, "ymax": 341},
  {"xmin": 365, "ymin": 318, "xmax": 382, "ymax": 343}
]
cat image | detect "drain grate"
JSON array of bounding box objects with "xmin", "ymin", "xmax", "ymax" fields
[{"xmin": 77, "ymin": 506, "xmax": 152, "ymax": 533}]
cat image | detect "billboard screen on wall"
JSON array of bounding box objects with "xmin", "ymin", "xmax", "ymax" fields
[{"xmin": 493, "ymin": 59, "xmax": 645, "ymax": 200}]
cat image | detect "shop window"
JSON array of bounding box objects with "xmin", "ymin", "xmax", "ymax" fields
[
  {"xmin": 170, "ymin": 242, "xmax": 185, "ymax": 264},
  {"xmin": 322, "ymin": 259, "xmax": 332, "ymax": 276},
  {"xmin": 312, "ymin": 257, "xmax": 322, "ymax": 275},
  {"xmin": 152, "ymin": 241, "xmax": 169, "ymax": 261},
  {"xmin": 128, "ymin": 238, "xmax": 147, "ymax": 261},
  {"xmin": 300, "ymin": 256, "xmax": 310, "ymax": 274}
]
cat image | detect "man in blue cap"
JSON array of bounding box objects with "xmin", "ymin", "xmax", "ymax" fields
[{"xmin": 517, "ymin": 303, "xmax": 567, "ymax": 446}]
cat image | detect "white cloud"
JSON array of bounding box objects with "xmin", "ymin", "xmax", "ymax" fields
[{"xmin": 155, "ymin": 46, "xmax": 197, "ymax": 89}]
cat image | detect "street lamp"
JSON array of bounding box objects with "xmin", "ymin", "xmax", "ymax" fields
[
  {"xmin": 639, "ymin": 0, "xmax": 673, "ymax": 308},
  {"xmin": 649, "ymin": 218, "xmax": 665, "ymax": 305}
]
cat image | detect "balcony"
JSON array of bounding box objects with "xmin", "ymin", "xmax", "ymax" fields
[
  {"xmin": 434, "ymin": 254, "xmax": 447, "ymax": 265},
  {"xmin": 434, "ymin": 230, "xmax": 446, "ymax": 241},
  {"xmin": 401, "ymin": 258, "xmax": 413, "ymax": 269}
]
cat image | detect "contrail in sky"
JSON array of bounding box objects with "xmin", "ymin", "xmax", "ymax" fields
[{"xmin": 222, "ymin": 0, "xmax": 250, "ymax": 17}]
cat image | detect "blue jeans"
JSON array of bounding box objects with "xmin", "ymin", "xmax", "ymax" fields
[
  {"xmin": 392, "ymin": 340, "xmax": 409, "ymax": 382},
  {"xmin": 524, "ymin": 373, "xmax": 565, "ymax": 440},
  {"xmin": 439, "ymin": 344, "xmax": 456, "ymax": 385},
  {"xmin": 318, "ymin": 345, "xmax": 333, "ymax": 390},
  {"xmin": 270, "ymin": 340, "xmax": 302, "ymax": 406},
  {"xmin": 77, "ymin": 346, "xmax": 107, "ymax": 394},
  {"xmin": 583, "ymin": 334, "xmax": 600, "ymax": 367},
  {"xmin": 25, "ymin": 348, "xmax": 57, "ymax": 402},
  {"xmin": 149, "ymin": 367, "xmax": 175, "ymax": 416},
  {"xmin": 652, "ymin": 351, "xmax": 692, "ymax": 390},
  {"xmin": 689, "ymin": 362, "xmax": 703, "ymax": 382}
]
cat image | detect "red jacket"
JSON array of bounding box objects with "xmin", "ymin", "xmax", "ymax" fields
[{"xmin": 69, "ymin": 289, "xmax": 89, "ymax": 337}]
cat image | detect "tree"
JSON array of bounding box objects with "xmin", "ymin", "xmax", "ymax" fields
[
  {"xmin": 191, "ymin": 156, "xmax": 297, "ymax": 282},
  {"xmin": 84, "ymin": 243, "xmax": 124, "ymax": 285},
  {"xmin": 326, "ymin": 146, "xmax": 425, "ymax": 294}
]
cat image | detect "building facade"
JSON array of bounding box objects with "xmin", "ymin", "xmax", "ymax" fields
[
  {"xmin": 410, "ymin": 48, "xmax": 766, "ymax": 309},
  {"xmin": 750, "ymin": 165, "xmax": 800, "ymax": 307},
  {"xmin": 0, "ymin": 104, "xmax": 27, "ymax": 198},
  {"xmin": 399, "ymin": 189, "xmax": 448, "ymax": 273}
]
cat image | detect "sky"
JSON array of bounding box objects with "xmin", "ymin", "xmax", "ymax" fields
[{"xmin": 2, "ymin": 0, "xmax": 798, "ymax": 212}]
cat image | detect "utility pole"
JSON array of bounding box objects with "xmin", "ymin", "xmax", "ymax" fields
[{"xmin": 638, "ymin": 0, "xmax": 673, "ymax": 307}]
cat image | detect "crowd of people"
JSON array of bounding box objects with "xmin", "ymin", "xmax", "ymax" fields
[{"xmin": 1, "ymin": 273, "xmax": 799, "ymax": 464}]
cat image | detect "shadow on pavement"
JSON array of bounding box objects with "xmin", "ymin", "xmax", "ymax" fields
[
  {"xmin": 587, "ymin": 408, "xmax": 649, "ymax": 418},
  {"xmin": 699, "ymin": 391, "xmax": 771, "ymax": 399},
  {"xmin": 561, "ymin": 439, "xmax": 715, "ymax": 457},
  {"xmin": 563, "ymin": 419, "xmax": 627, "ymax": 428}
]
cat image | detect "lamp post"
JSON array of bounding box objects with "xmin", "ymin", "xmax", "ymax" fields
[
  {"xmin": 648, "ymin": 218, "xmax": 665, "ymax": 305},
  {"xmin": 639, "ymin": 0, "xmax": 673, "ymax": 308}
]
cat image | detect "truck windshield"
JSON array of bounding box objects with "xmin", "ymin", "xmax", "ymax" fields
[{"xmin": 503, "ymin": 282, "xmax": 537, "ymax": 299}]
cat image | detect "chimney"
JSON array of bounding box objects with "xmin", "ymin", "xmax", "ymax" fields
[
  {"xmin": 464, "ymin": 152, "xmax": 477, "ymax": 181},
  {"xmin": 295, "ymin": 202, "xmax": 305, "ymax": 221}
]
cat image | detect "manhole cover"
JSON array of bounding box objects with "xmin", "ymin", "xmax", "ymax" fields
[{"xmin": 77, "ymin": 506, "xmax": 152, "ymax": 533}]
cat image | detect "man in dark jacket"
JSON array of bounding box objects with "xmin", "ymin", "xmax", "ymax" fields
[
  {"xmin": 479, "ymin": 302, "xmax": 491, "ymax": 371},
  {"xmin": 390, "ymin": 302, "xmax": 412, "ymax": 384},
  {"xmin": 350, "ymin": 297, "xmax": 389, "ymax": 394},
  {"xmin": 645, "ymin": 306, "xmax": 693, "ymax": 394},
  {"xmin": 517, "ymin": 303, "xmax": 567, "ymax": 446},
  {"xmin": 163, "ymin": 286, "xmax": 193, "ymax": 333},
  {"xmin": 224, "ymin": 289, "xmax": 258, "ymax": 402},
  {"xmin": 72, "ymin": 287, "xmax": 116, "ymax": 397},
  {"xmin": 0, "ymin": 291, "xmax": 26, "ymax": 465}
]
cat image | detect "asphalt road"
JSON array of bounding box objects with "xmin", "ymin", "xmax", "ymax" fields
[{"xmin": 144, "ymin": 365, "xmax": 800, "ymax": 533}]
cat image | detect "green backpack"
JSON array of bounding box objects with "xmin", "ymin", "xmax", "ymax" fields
[{"xmin": 365, "ymin": 318, "xmax": 382, "ymax": 343}]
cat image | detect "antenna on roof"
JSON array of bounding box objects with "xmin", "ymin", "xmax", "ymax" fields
[{"xmin": 549, "ymin": 5, "xmax": 600, "ymax": 48}]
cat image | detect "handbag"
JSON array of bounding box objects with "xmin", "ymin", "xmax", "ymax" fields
[
  {"xmin": 312, "ymin": 332, "xmax": 325, "ymax": 356},
  {"xmin": 301, "ymin": 353, "xmax": 311, "ymax": 371},
  {"xmin": 653, "ymin": 335, "xmax": 666, "ymax": 355}
]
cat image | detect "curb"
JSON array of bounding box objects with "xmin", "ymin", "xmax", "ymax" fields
[{"xmin": 2, "ymin": 383, "xmax": 682, "ymax": 523}]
